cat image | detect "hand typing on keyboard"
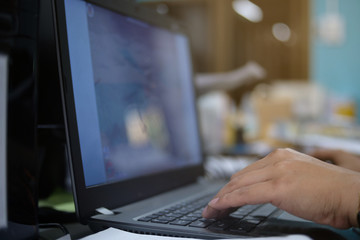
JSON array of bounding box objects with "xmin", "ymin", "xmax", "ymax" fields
[{"xmin": 202, "ymin": 148, "xmax": 360, "ymax": 229}]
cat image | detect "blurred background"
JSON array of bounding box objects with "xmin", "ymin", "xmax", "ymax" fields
[
  {"xmin": 34, "ymin": 0, "xmax": 360, "ymax": 210},
  {"xmin": 2, "ymin": 0, "xmax": 359, "ymax": 238},
  {"xmin": 138, "ymin": 0, "xmax": 360, "ymax": 156}
]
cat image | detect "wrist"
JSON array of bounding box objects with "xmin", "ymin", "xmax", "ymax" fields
[
  {"xmin": 356, "ymin": 193, "xmax": 360, "ymax": 228},
  {"xmin": 348, "ymin": 175, "xmax": 360, "ymax": 228}
]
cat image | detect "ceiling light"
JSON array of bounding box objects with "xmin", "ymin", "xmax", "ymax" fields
[
  {"xmin": 156, "ymin": 4, "xmax": 169, "ymax": 15},
  {"xmin": 272, "ymin": 23, "xmax": 291, "ymax": 42},
  {"xmin": 232, "ymin": 0, "xmax": 263, "ymax": 23}
]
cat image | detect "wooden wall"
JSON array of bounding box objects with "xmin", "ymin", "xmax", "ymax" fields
[{"xmin": 142, "ymin": 0, "xmax": 310, "ymax": 97}]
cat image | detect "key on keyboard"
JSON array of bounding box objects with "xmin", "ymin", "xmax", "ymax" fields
[{"xmin": 137, "ymin": 195, "xmax": 277, "ymax": 234}]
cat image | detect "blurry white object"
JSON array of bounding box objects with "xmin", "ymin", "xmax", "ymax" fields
[
  {"xmin": 247, "ymin": 141, "xmax": 273, "ymax": 156},
  {"xmin": 326, "ymin": 95, "xmax": 357, "ymax": 124},
  {"xmin": 198, "ymin": 91, "xmax": 234, "ymax": 154},
  {"xmin": 260, "ymin": 81, "xmax": 327, "ymax": 120},
  {"xmin": 318, "ymin": 0, "xmax": 346, "ymax": 46},
  {"xmin": 0, "ymin": 53, "xmax": 8, "ymax": 229},
  {"xmin": 232, "ymin": 0, "xmax": 263, "ymax": 23},
  {"xmin": 81, "ymin": 227, "xmax": 312, "ymax": 240},
  {"xmin": 272, "ymin": 23, "xmax": 291, "ymax": 42},
  {"xmin": 195, "ymin": 61, "xmax": 266, "ymax": 95},
  {"xmin": 246, "ymin": 81, "xmax": 327, "ymax": 142},
  {"xmin": 205, "ymin": 155, "xmax": 257, "ymax": 179},
  {"xmin": 298, "ymin": 134, "xmax": 360, "ymax": 155}
]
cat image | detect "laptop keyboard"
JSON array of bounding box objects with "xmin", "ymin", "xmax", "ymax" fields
[{"xmin": 137, "ymin": 194, "xmax": 278, "ymax": 234}]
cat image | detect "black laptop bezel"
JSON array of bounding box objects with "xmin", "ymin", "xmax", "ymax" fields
[{"xmin": 53, "ymin": 0, "xmax": 205, "ymax": 223}]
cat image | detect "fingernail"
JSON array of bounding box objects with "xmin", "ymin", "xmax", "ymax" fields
[
  {"xmin": 202, "ymin": 205, "xmax": 219, "ymax": 219},
  {"xmin": 208, "ymin": 197, "xmax": 219, "ymax": 207},
  {"xmin": 202, "ymin": 206, "xmax": 208, "ymax": 215}
]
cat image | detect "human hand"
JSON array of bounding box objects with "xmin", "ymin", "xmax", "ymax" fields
[
  {"xmin": 310, "ymin": 149, "xmax": 360, "ymax": 172},
  {"xmin": 202, "ymin": 148, "xmax": 360, "ymax": 229}
]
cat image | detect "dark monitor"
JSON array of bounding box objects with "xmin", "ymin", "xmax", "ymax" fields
[
  {"xmin": 0, "ymin": 51, "xmax": 8, "ymax": 231},
  {"xmin": 54, "ymin": 0, "xmax": 204, "ymax": 222},
  {"xmin": 37, "ymin": 0, "xmax": 68, "ymax": 200},
  {"xmin": 64, "ymin": 1, "xmax": 201, "ymax": 187},
  {"xmin": 0, "ymin": 0, "xmax": 39, "ymax": 238}
]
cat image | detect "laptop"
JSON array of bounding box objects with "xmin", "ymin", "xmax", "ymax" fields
[
  {"xmin": 53, "ymin": 0, "xmax": 355, "ymax": 239},
  {"xmin": 0, "ymin": 52, "xmax": 8, "ymax": 230}
]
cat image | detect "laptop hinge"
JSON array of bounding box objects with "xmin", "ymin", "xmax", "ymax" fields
[{"xmin": 95, "ymin": 207, "xmax": 115, "ymax": 215}]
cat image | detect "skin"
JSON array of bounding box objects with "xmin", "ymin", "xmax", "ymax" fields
[
  {"xmin": 311, "ymin": 149, "xmax": 360, "ymax": 173},
  {"xmin": 202, "ymin": 148, "xmax": 360, "ymax": 229}
]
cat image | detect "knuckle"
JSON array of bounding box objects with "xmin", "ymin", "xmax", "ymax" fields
[
  {"xmin": 268, "ymin": 148, "xmax": 290, "ymax": 158},
  {"xmin": 223, "ymin": 191, "xmax": 244, "ymax": 207},
  {"xmin": 219, "ymin": 194, "xmax": 231, "ymax": 207},
  {"xmin": 274, "ymin": 159, "xmax": 292, "ymax": 170}
]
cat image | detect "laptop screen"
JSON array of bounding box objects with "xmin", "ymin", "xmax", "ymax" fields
[
  {"xmin": 64, "ymin": 0, "xmax": 202, "ymax": 187},
  {"xmin": 0, "ymin": 53, "xmax": 8, "ymax": 229}
]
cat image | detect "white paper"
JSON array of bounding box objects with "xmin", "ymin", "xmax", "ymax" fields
[
  {"xmin": 81, "ymin": 228, "xmax": 312, "ymax": 240},
  {"xmin": 0, "ymin": 53, "xmax": 8, "ymax": 229}
]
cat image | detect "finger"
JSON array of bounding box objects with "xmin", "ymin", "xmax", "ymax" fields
[
  {"xmin": 230, "ymin": 157, "xmax": 269, "ymax": 180},
  {"xmin": 310, "ymin": 149, "xmax": 339, "ymax": 160},
  {"xmin": 212, "ymin": 165, "xmax": 274, "ymax": 200},
  {"xmin": 202, "ymin": 205, "xmax": 236, "ymax": 219},
  {"xmin": 230, "ymin": 149, "xmax": 291, "ymax": 179},
  {"xmin": 202, "ymin": 205, "xmax": 220, "ymax": 219},
  {"xmin": 204, "ymin": 182, "xmax": 275, "ymax": 218},
  {"xmin": 202, "ymin": 166, "xmax": 272, "ymax": 219}
]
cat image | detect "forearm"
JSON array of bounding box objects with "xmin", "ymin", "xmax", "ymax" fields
[{"xmin": 347, "ymin": 173, "xmax": 360, "ymax": 228}]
